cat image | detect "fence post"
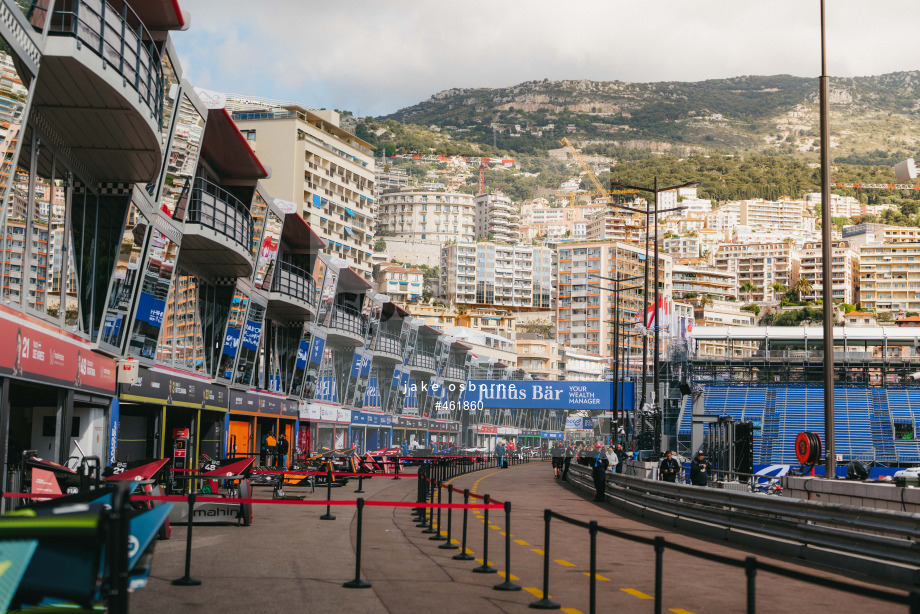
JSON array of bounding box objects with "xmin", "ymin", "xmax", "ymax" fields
[
  {"xmin": 529, "ymin": 509, "xmax": 559, "ymax": 609},
  {"xmin": 392, "ymin": 455, "xmax": 401, "ymax": 480},
  {"xmin": 355, "ymin": 474, "xmax": 365, "ymax": 494},
  {"xmin": 417, "ymin": 466, "xmax": 431, "ymax": 527},
  {"xmin": 320, "ymin": 465, "xmax": 336, "ymax": 520},
  {"xmin": 493, "ymin": 501, "xmax": 520, "ymax": 591},
  {"xmin": 654, "ymin": 536, "xmax": 664, "ymax": 614},
  {"xmin": 430, "ymin": 477, "xmax": 447, "ymax": 541},
  {"xmin": 439, "ymin": 487, "xmax": 458, "ymax": 550},
  {"xmin": 472, "ymin": 494, "xmax": 496, "ymax": 574},
  {"xmin": 745, "ymin": 557, "xmax": 757, "ymax": 614},
  {"xmin": 414, "ymin": 466, "xmax": 425, "ymax": 522},
  {"xmin": 422, "ymin": 468, "xmax": 438, "ymax": 534},
  {"xmin": 172, "ymin": 493, "xmax": 202, "ymax": 586},
  {"xmin": 453, "ymin": 489, "xmax": 474, "ymax": 561},
  {"xmin": 589, "ymin": 520, "xmax": 598, "ymax": 614},
  {"xmin": 343, "ymin": 498, "xmax": 372, "ymax": 589}
]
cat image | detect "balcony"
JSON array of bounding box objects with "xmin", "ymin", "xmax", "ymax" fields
[
  {"xmin": 327, "ymin": 303, "xmax": 366, "ymax": 345},
  {"xmin": 31, "ymin": 0, "xmax": 164, "ymax": 182},
  {"xmin": 179, "ymin": 179, "xmax": 254, "ymax": 279},
  {"xmin": 445, "ymin": 364, "xmax": 466, "ymax": 382},
  {"xmin": 370, "ymin": 330, "xmax": 402, "ymax": 361},
  {"xmin": 410, "ymin": 351, "xmax": 437, "ymax": 375},
  {"xmin": 267, "ymin": 262, "xmax": 316, "ymax": 322}
]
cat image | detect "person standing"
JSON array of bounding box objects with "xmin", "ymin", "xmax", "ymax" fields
[
  {"xmin": 592, "ymin": 448, "xmax": 610, "ymax": 501},
  {"xmin": 690, "ymin": 449, "xmax": 711, "ymax": 486},
  {"xmin": 260, "ymin": 432, "xmax": 269, "ymax": 467},
  {"xmin": 561, "ymin": 442, "xmax": 574, "ymax": 481},
  {"xmin": 496, "ymin": 441, "xmax": 506, "ymax": 468},
  {"xmin": 277, "ymin": 433, "xmax": 290, "ymax": 468},
  {"xmin": 614, "ymin": 443, "xmax": 625, "ymax": 473},
  {"xmin": 551, "ymin": 441, "xmax": 564, "ymax": 478},
  {"xmin": 400, "ymin": 440, "xmax": 409, "ymax": 457},
  {"xmin": 606, "ymin": 446, "xmax": 619, "ymax": 474},
  {"xmin": 659, "ymin": 450, "xmax": 680, "ymax": 482}
]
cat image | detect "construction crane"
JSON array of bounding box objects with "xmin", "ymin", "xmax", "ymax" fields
[{"xmin": 560, "ymin": 137, "xmax": 635, "ymax": 203}]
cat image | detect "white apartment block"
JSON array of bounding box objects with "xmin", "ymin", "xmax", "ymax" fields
[
  {"xmin": 374, "ymin": 165, "xmax": 410, "ymax": 197},
  {"xmin": 859, "ymin": 242, "xmax": 920, "ymax": 314},
  {"xmin": 705, "ymin": 205, "xmax": 741, "ymax": 233},
  {"xmin": 798, "ymin": 240, "xmax": 859, "ymax": 304},
  {"xmin": 585, "ymin": 211, "xmax": 644, "ymax": 243},
  {"xmin": 516, "ymin": 334, "xmax": 563, "ymax": 380},
  {"xmin": 375, "ymin": 190, "xmax": 475, "ymax": 244},
  {"xmin": 440, "ymin": 243, "xmax": 554, "ymax": 310},
  {"xmin": 739, "ymin": 199, "xmax": 808, "ymax": 232},
  {"xmin": 373, "ymin": 262, "xmax": 424, "ymax": 304},
  {"xmin": 714, "ymin": 242, "xmax": 800, "ymax": 304},
  {"xmin": 672, "ymin": 265, "xmax": 737, "ymax": 301},
  {"xmin": 231, "ymin": 103, "xmax": 377, "ymax": 279},
  {"xmin": 805, "ymin": 192, "xmax": 899, "ymax": 219},
  {"xmin": 662, "ymin": 236, "xmax": 701, "ymax": 260},
  {"xmin": 474, "ymin": 193, "xmax": 521, "ymax": 244},
  {"xmin": 556, "ymin": 241, "xmax": 671, "ymax": 357},
  {"xmin": 693, "ymin": 300, "xmax": 757, "ymax": 357}
]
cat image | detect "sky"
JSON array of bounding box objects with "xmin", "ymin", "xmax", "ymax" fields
[{"xmin": 173, "ymin": 1, "xmax": 920, "ymax": 118}]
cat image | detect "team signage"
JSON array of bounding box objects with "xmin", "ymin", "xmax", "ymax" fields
[
  {"xmin": 121, "ymin": 367, "xmax": 227, "ymax": 411},
  {"xmin": 461, "ymin": 380, "xmax": 614, "ymax": 410},
  {"xmin": 229, "ymin": 389, "xmax": 297, "ymax": 417}
]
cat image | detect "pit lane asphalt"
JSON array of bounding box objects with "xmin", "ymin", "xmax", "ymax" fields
[{"xmin": 133, "ymin": 460, "xmax": 907, "ymax": 613}]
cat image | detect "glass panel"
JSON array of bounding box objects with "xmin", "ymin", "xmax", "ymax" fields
[
  {"xmin": 44, "ymin": 176, "xmax": 66, "ymax": 322},
  {"xmin": 160, "ymin": 94, "xmax": 204, "ymax": 219},
  {"xmin": 249, "ymin": 190, "xmax": 268, "ymax": 261},
  {"xmin": 2, "ymin": 128, "xmax": 30, "ymax": 306},
  {"xmin": 254, "ymin": 210, "xmax": 281, "ymax": 290},
  {"xmin": 289, "ymin": 324, "xmax": 312, "ymax": 396},
  {"xmin": 99, "ymin": 203, "xmax": 148, "ymax": 348},
  {"xmin": 147, "ymin": 50, "xmax": 179, "ymax": 197},
  {"xmin": 215, "ymin": 288, "xmax": 249, "ymax": 381},
  {"xmin": 176, "ymin": 275, "xmax": 205, "ymax": 372},
  {"xmin": 234, "ymin": 302, "xmax": 265, "ymax": 386},
  {"xmin": 127, "ymin": 228, "xmax": 178, "ymax": 358},
  {"xmin": 25, "ymin": 142, "xmax": 51, "ymax": 313},
  {"xmin": 155, "ymin": 281, "xmax": 176, "ymax": 365}
]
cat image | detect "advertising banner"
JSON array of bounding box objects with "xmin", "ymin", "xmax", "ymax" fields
[
  {"xmin": 0, "ymin": 306, "xmax": 116, "ymax": 394},
  {"xmin": 121, "ymin": 367, "xmax": 228, "ymax": 411},
  {"xmin": 461, "ymin": 380, "xmax": 617, "ymax": 410},
  {"xmin": 229, "ymin": 389, "xmax": 298, "ymax": 417}
]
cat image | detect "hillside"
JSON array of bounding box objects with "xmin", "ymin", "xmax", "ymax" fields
[{"xmin": 379, "ymin": 73, "xmax": 920, "ymax": 162}]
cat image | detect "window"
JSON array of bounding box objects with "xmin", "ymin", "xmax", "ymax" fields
[{"xmin": 894, "ymin": 422, "xmax": 915, "ymax": 440}]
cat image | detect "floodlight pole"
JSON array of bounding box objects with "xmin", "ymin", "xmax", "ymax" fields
[{"xmin": 819, "ymin": 0, "xmax": 836, "ymax": 479}]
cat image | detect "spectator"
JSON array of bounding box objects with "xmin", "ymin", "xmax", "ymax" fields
[
  {"xmin": 606, "ymin": 446, "xmax": 619, "ymax": 473},
  {"xmin": 659, "ymin": 450, "xmax": 680, "ymax": 482},
  {"xmin": 266, "ymin": 431, "xmax": 277, "ymax": 467},
  {"xmin": 260, "ymin": 433, "xmax": 269, "ymax": 467},
  {"xmin": 690, "ymin": 449, "xmax": 711, "ymax": 486},
  {"xmin": 562, "ymin": 442, "xmax": 574, "ymax": 481},
  {"xmin": 277, "ymin": 433, "xmax": 290, "ymax": 468},
  {"xmin": 614, "ymin": 443, "xmax": 625, "ymax": 473},
  {"xmin": 551, "ymin": 441, "xmax": 564, "ymax": 478},
  {"xmin": 496, "ymin": 441, "xmax": 506, "ymax": 468}
]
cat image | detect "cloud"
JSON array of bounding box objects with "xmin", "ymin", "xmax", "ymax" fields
[{"xmin": 172, "ymin": 0, "xmax": 920, "ymax": 117}]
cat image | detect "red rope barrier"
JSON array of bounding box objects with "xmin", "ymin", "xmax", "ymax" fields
[{"xmin": 129, "ymin": 494, "xmax": 502, "ymax": 509}]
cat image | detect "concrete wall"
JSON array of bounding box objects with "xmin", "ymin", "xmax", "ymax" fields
[
  {"xmin": 782, "ymin": 476, "xmax": 920, "ymax": 513},
  {"xmin": 380, "ymin": 239, "xmax": 442, "ymax": 268}
]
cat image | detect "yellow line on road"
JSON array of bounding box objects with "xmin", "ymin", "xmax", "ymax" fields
[
  {"xmin": 669, "ymin": 609, "xmax": 695, "ymax": 614},
  {"xmin": 555, "ymin": 559, "xmax": 575, "ymax": 567},
  {"xmin": 582, "ymin": 572, "xmax": 610, "ymax": 581},
  {"xmin": 621, "ymin": 588, "xmax": 653, "ymax": 599},
  {"xmin": 524, "ymin": 587, "xmax": 551, "ymax": 599},
  {"xmin": 497, "ymin": 571, "xmax": 520, "ymax": 580},
  {"xmin": 532, "ymin": 548, "xmax": 545, "ymax": 555},
  {"xmin": 562, "ymin": 609, "xmax": 584, "ymax": 614},
  {"xmin": 514, "ymin": 539, "xmax": 529, "ymax": 545}
]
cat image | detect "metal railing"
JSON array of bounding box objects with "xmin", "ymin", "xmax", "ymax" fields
[
  {"xmin": 445, "ymin": 365, "xmax": 466, "ymax": 380},
  {"xmin": 271, "ymin": 261, "xmax": 316, "ymax": 307},
  {"xmin": 185, "ymin": 178, "xmax": 254, "ymax": 252},
  {"xmin": 330, "ymin": 304, "xmax": 365, "ymax": 337},
  {"xmin": 41, "ymin": 0, "xmax": 163, "ymax": 122},
  {"xmin": 410, "ymin": 351, "xmax": 436, "ymax": 371},
  {"xmin": 372, "ymin": 331, "xmax": 402, "ymax": 355}
]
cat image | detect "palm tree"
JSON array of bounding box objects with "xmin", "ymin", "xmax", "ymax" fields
[
  {"xmin": 793, "ymin": 277, "xmax": 814, "ymax": 302},
  {"xmin": 739, "ymin": 281, "xmax": 758, "ymax": 303}
]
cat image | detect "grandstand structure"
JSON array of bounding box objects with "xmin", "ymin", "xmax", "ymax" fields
[{"xmin": 676, "ymin": 327, "xmax": 920, "ymax": 465}]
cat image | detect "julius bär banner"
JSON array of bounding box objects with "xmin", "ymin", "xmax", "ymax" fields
[
  {"xmin": 461, "ymin": 380, "xmax": 620, "ymax": 410},
  {"xmin": 0, "ymin": 305, "xmax": 116, "ymax": 394}
]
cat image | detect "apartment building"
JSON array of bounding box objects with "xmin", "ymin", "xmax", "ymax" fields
[
  {"xmin": 859, "ymin": 242, "xmax": 920, "ymax": 314},
  {"xmin": 516, "ymin": 333, "xmax": 562, "ymax": 380},
  {"xmin": 373, "ymin": 262, "xmax": 424, "ymax": 304},
  {"xmin": 738, "ymin": 199, "xmax": 810, "ymax": 232},
  {"xmin": 693, "ymin": 301, "xmax": 757, "ymax": 357},
  {"xmin": 798, "ymin": 240, "xmax": 859, "ymax": 304},
  {"xmin": 714, "ymin": 242, "xmax": 800, "ymax": 303},
  {"xmin": 440, "ymin": 242, "xmax": 554, "ymax": 310},
  {"xmin": 374, "ymin": 164, "xmax": 410, "ymax": 197},
  {"xmin": 375, "ymin": 190, "xmax": 474, "ymax": 243},
  {"xmin": 672, "ymin": 265, "xmax": 737, "ymax": 302},
  {"xmin": 555, "ymin": 241, "xmax": 671, "ymax": 357},
  {"xmin": 474, "ymin": 192, "xmax": 521, "ymax": 244},
  {"xmin": 662, "ymin": 235, "xmax": 701, "ymax": 260},
  {"xmin": 230, "ymin": 100, "xmax": 377, "ymax": 280},
  {"xmin": 805, "ymin": 192, "xmax": 898, "ymax": 219},
  {"xmin": 585, "ymin": 210, "xmax": 644, "ymax": 243}
]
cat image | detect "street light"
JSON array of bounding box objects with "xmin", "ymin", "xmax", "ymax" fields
[
  {"xmin": 608, "ymin": 178, "xmax": 699, "ymax": 451},
  {"xmin": 590, "ymin": 273, "xmax": 642, "ymax": 443}
]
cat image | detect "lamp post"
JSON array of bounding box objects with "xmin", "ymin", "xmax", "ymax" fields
[
  {"xmin": 608, "ymin": 180, "xmax": 698, "ymax": 450},
  {"xmin": 590, "ymin": 273, "xmax": 642, "ymax": 443}
]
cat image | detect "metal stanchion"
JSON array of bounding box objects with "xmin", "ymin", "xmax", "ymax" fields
[
  {"xmin": 745, "ymin": 557, "xmax": 757, "ymax": 614},
  {"xmin": 422, "ymin": 467, "xmax": 438, "ymax": 534},
  {"xmin": 472, "ymin": 494, "xmax": 496, "ymax": 574},
  {"xmin": 393, "ymin": 455, "xmax": 401, "ymax": 480},
  {"xmin": 439, "ymin": 487, "xmax": 458, "ymax": 550},
  {"xmin": 172, "ymin": 493, "xmax": 202, "ymax": 586},
  {"xmin": 355, "ymin": 474, "xmax": 365, "ymax": 494},
  {"xmin": 320, "ymin": 465, "xmax": 336, "ymax": 520},
  {"xmin": 430, "ymin": 474, "xmax": 447, "ymax": 541},
  {"xmin": 453, "ymin": 489, "xmax": 474, "ymax": 561},
  {"xmin": 493, "ymin": 501, "xmax": 520, "ymax": 591},
  {"xmin": 654, "ymin": 536, "xmax": 664, "ymax": 614},
  {"xmin": 529, "ymin": 509, "xmax": 559, "ymax": 609},
  {"xmin": 413, "ymin": 465, "xmax": 427, "ymax": 522},
  {"xmin": 343, "ymin": 498, "xmax": 372, "ymax": 589}
]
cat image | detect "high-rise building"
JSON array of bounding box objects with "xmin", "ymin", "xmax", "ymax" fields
[
  {"xmin": 714, "ymin": 242, "xmax": 800, "ymax": 303},
  {"xmin": 230, "ymin": 101, "xmax": 377, "ymax": 279},
  {"xmin": 859, "ymin": 242, "xmax": 920, "ymax": 314},
  {"xmin": 474, "ymin": 193, "xmax": 520, "ymax": 244},
  {"xmin": 798, "ymin": 240, "xmax": 859, "ymax": 304},
  {"xmin": 375, "ymin": 190, "xmax": 474, "ymax": 243},
  {"xmin": 440, "ymin": 242, "xmax": 554, "ymax": 310}
]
